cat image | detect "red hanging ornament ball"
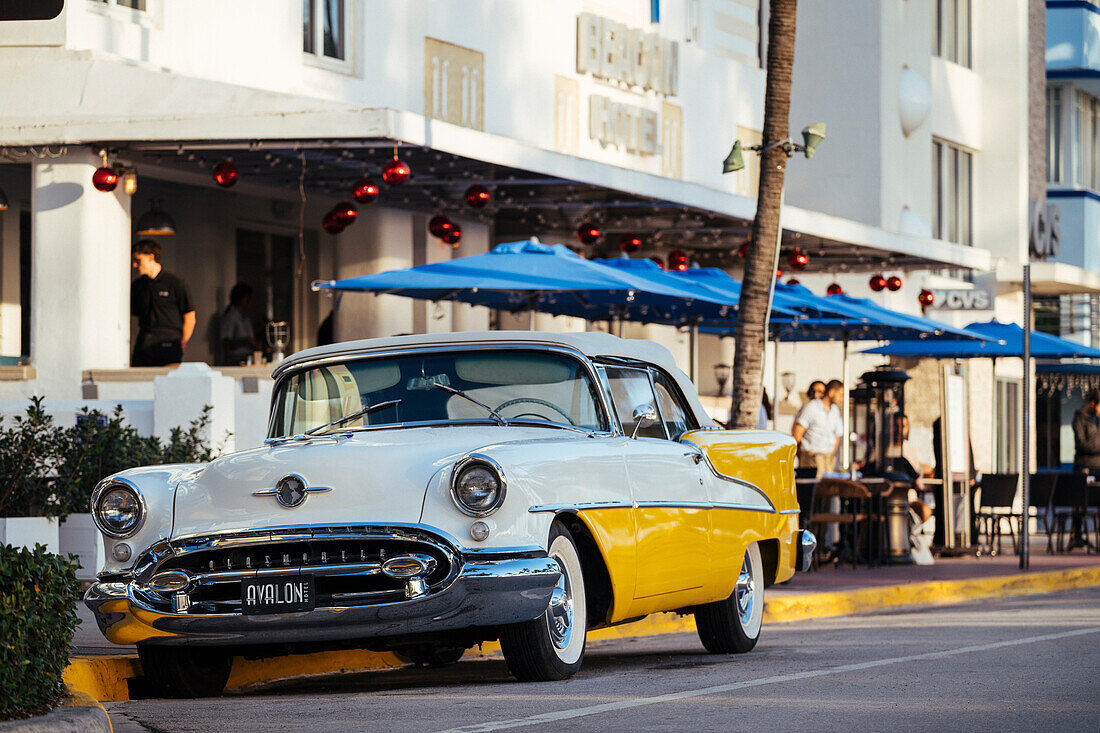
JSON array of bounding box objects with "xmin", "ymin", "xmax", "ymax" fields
[
  {"xmin": 353, "ymin": 177, "xmax": 379, "ymax": 203},
  {"xmin": 649, "ymin": 255, "xmax": 665, "ymax": 270},
  {"xmin": 886, "ymin": 274, "xmax": 903, "ymax": 292},
  {"xmin": 826, "ymin": 283, "xmax": 844, "ymax": 296},
  {"xmin": 213, "ymin": 160, "xmax": 238, "ymax": 188},
  {"xmin": 620, "ymin": 233, "xmax": 642, "ymax": 253},
  {"xmin": 464, "ymin": 184, "xmax": 491, "ymax": 209},
  {"xmin": 443, "ymin": 223, "xmax": 462, "ymax": 247},
  {"xmin": 776, "ymin": 267, "xmax": 784, "ymax": 278},
  {"xmin": 869, "ymin": 273, "xmax": 887, "ymax": 292},
  {"xmin": 322, "ymin": 212, "xmax": 344, "ymax": 234},
  {"xmin": 381, "ymin": 158, "xmax": 411, "ymax": 185},
  {"xmin": 428, "ymin": 214, "xmax": 454, "ymax": 239},
  {"xmin": 668, "ymin": 249, "xmax": 689, "ymax": 271},
  {"xmin": 738, "ymin": 241, "xmax": 750, "ymax": 258},
  {"xmin": 918, "ymin": 288, "xmax": 935, "ymax": 308},
  {"xmin": 576, "ymin": 221, "xmax": 601, "ymax": 245},
  {"xmin": 786, "ymin": 278, "xmax": 800, "ymax": 286},
  {"xmin": 334, "ymin": 201, "xmax": 357, "ymax": 226},
  {"xmin": 92, "ymin": 166, "xmax": 119, "ymax": 192},
  {"xmin": 787, "ymin": 248, "xmax": 809, "ymax": 271}
]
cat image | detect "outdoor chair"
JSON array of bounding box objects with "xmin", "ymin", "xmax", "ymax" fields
[
  {"xmin": 976, "ymin": 473, "xmax": 1020, "ymax": 556},
  {"xmin": 1086, "ymin": 481, "xmax": 1100, "ymax": 554},
  {"xmin": 810, "ymin": 478, "xmax": 871, "ymax": 569},
  {"xmin": 1028, "ymin": 473, "xmax": 1059, "ymax": 554},
  {"xmin": 1054, "ymin": 473, "xmax": 1091, "ymax": 552}
]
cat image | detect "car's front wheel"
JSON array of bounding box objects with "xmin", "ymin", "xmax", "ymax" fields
[
  {"xmin": 694, "ymin": 541, "xmax": 764, "ymax": 654},
  {"xmin": 137, "ymin": 644, "xmax": 232, "ymax": 698},
  {"xmin": 499, "ymin": 523, "xmax": 587, "ymax": 681}
]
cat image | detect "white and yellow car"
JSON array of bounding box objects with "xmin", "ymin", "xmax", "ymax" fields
[{"xmin": 86, "ymin": 331, "xmax": 814, "ymax": 696}]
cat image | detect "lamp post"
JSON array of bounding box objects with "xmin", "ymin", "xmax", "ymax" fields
[
  {"xmin": 722, "ymin": 123, "xmax": 825, "ymax": 428},
  {"xmin": 713, "ymin": 363, "xmax": 731, "ymax": 397}
]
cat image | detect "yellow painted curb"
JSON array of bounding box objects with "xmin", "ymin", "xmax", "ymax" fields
[
  {"xmin": 66, "ymin": 564, "xmax": 1100, "ymax": 702},
  {"xmin": 63, "ymin": 688, "xmax": 113, "ymax": 733}
]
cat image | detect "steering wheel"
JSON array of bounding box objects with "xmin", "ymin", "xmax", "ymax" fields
[{"xmin": 493, "ymin": 398, "xmax": 576, "ymax": 426}]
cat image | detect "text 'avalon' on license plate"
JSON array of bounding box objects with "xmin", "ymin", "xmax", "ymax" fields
[{"xmin": 241, "ymin": 575, "xmax": 315, "ymax": 614}]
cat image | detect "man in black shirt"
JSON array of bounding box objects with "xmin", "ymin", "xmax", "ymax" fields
[
  {"xmin": 130, "ymin": 240, "xmax": 195, "ymax": 366},
  {"xmin": 1072, "ymin": 389, "xmax": 1100, "ymax": 470}
]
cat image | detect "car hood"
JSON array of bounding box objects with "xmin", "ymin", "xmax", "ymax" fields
[{"xmin": 169, "ymin": 425, "xmax": 574, "ymax": 540}]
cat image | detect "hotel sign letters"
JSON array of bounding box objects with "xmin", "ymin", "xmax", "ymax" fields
[
  {"xmin": 575, "ymin": 13, "xmax": 679, "ymax": 160},
  {"xmin": 576, "ymin": 13, "xmax": 679, "ymax": 96}
]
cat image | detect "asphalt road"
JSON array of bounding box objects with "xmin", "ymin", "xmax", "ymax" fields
[{"xmin": 106, "ymin": 586, "xmax": 1100, "ymax": 733}]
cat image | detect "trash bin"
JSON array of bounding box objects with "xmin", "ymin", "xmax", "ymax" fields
[{"xmin": 886, "ymin": 497, "xmax": 912, "ymax": 563}]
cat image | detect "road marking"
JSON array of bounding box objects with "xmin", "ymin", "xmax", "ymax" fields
[{"xmin": 438, "ymin": 626, "xmax": 1100, "ymax": 733}]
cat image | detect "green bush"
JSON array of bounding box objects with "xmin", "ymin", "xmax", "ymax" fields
[
  {"xmin": 0, "ymin": 399, "xmax": 219, "ymax": 519},
  {"xmin": 0, "ymin": 544, "xmax": 80, "ymax": 720}
]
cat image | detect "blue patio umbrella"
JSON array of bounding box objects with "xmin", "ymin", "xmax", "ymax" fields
[
  {"xmin": 861, "ymin": 319, "xmax": 1100, "ymax": 358},
  {"xmin": 668, "ymin": 268, "xmax": 845, "ymax": 318},
  {"xmin": 697, "ymin": 289, "xmax": 990, "ymax": 463},
  {"xmin": 312, "ymin": 239, "xmax": 743, "ymax": 326},
  {"xmin": 861, "ymin": 319, "xmax": 1100, "ymax": 473}
]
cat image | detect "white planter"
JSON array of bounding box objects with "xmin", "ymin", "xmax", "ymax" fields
[
  {"xmin": 59, "ymin": 513, "xmax": 104, "ymax": 579},
  {"xmin": 0, "ymin": 516, "xmax": 60, "ymax": 554}
]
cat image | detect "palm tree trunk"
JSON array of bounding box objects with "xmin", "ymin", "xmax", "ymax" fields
[{"xmin": 729, "ymin": 0, "xmax": 798, "ymax": 429}]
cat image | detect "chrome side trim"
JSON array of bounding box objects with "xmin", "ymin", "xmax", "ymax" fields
[
  {"xmin": 779, "ymin": 508, "xmax": 801, "ymax": 515},
  {"xmin": 528, "ymin": 501, "xmax": 776, "ymax": 514},
  {"xmin": 636, "ymin": 501, "xmax": 712, "ymax": 509},
  {"xmin": 682, "ymin": 439, "xmax": 778, "ymax": 512},
  {"xmin": 528, "ymin": 501, "xmax": 633, "ymax": 514},
  {"xmin": 711, "ymin": 502, "xmax": 777, "ymax": 513}
]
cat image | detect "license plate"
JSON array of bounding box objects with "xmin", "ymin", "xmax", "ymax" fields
[{"xmin": 241, "ymin": 575, "xmax": 315, "ymax": 615}]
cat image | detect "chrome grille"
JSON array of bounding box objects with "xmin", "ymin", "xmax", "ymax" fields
[{"xmin": 143, "ymin": 534, "xmax": 455, "ymax": 614}]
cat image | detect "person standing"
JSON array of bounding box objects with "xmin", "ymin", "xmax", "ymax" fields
[
  {"xmin": 792, "ymin": 379, "xmax": 844, "ymax": 476},
  {"xmin": 130, "ymin": 240, "xmax": 195, "ymax": 367},
  {"xmin": 220, "ymin": 283, "xmax": 262, "ymax": 365},
  {"xmin": 1072, "ymin": 389, "xmax": 1100, "ymax": 470}
]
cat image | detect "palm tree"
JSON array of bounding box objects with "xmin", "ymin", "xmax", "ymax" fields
[{"xmin": 729, "ymin": 0, "xmax": 798, "ymax": 429}]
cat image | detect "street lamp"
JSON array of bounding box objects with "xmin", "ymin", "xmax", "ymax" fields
[
  {"xmin": 722, "ymin": 123, "xmax": 826, "ymax": 173},
  {"xmin": 713, "ymin": 363, "xmax": 731, "ymax": 396}
]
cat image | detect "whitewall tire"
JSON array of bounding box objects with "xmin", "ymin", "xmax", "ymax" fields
[
  {"xmin": 694, "ymin": 541, "xmax": 764, "ymax": 654},
  {"xmin": 499, "ymin": 523, "xmax": 587, "ymax": 681}
]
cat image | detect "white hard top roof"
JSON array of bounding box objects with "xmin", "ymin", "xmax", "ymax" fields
[{"xmin": 272, "ymin": 331, "xmax": 713, "ymax": 426}]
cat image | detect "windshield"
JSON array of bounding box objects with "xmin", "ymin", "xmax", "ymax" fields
[{"xmin": 269, "ymin": 349, "xmax": 608, "ymax": 437}]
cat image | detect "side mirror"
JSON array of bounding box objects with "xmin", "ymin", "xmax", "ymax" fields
[{"xmin": 630, "ymin": 404, "xmax": 658, "ymax": 439}]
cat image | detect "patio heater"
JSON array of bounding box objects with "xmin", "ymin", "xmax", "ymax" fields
[
  {"xmin": 850, "ymin": 368, "xmax": 912, "ymax": 563},
  {"xmin": 850, "ymin": 368, "xmax": 910, "ymax": 475}
]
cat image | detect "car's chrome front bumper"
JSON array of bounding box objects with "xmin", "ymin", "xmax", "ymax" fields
[{"xmin": 85, "ymin": 553, "xmax": 560, "ymax": 647}]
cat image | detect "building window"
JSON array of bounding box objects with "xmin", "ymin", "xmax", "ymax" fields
[
  {"xmin": 933, "ymin": 0, "xmax": 971, "ymax": 68},
  {"xmin": 1048, "ymin": 87, "xmax": 1063, "ymax": 183},
  {"xmin": 933, "ymin": 139, "xmax": 973, "ymax": 246},
  {"xmin": 303, "ymin": 0, "xmax": 345, "ymax": 61},
  {"xmin": 1075, "ymin": 90, "xmax": 1100, "ymax": 191}
]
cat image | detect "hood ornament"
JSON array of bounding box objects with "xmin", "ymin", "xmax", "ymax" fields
[{"xmin": 253, "ymin": 474, "xmax": 332, "ymax": 508}]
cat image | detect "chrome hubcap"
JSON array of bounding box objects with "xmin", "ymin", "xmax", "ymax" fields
[
  {"xmin": 547, "ymin": 557, "xmax": 574, "ymax": 650},
  {"xmin": 735, "ymin": 551, "xmax": 755, "ymax": 626}
]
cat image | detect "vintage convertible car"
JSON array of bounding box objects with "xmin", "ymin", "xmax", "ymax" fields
[{"xmin": 86, "ymin": 331, "xmax": 814, "ymax": 696}]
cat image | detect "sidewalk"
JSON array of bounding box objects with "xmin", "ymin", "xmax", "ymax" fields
[{"xmin": 66, "ymin": 550, "xmax": 1100, "ymax": 702}]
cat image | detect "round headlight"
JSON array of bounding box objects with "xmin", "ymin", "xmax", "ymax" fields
[
  {"xmin": 94, "ymin": 484, "xmax": 144, "ymax": 538},
  {"xmin": 451, "ymin": 459, "xmax": 506, "ymax": 517}
]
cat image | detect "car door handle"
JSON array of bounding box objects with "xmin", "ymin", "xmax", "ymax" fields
[{"xmin": 683, "ymin": 451, "xmax": 703, "ymax": 464}]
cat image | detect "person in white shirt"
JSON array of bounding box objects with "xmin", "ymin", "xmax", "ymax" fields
[
  {"xmin": 220, "ymin": 283, "xmax": 262, "ymax": 365},
  {"xmin": 792, "ymin": 379, "xmax": 844, "ymax": 476}
]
